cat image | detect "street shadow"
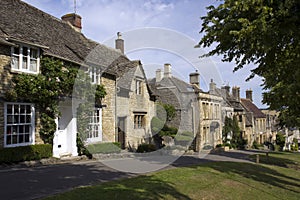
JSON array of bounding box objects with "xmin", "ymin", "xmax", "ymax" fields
[
  {"xmin": 209, "ymin": 150, "xmax": 254, "ymax": 162},
  {"xmin": 0, "ymin": 162, "xmax": 135, "ymax": 200}
]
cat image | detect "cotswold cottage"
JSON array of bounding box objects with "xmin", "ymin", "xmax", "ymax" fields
[{"xmin": 0, "ymin": 0, "xmax": 153, "ymax": 157}]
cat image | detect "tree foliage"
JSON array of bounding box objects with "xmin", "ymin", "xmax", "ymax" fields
[{"xmin": 198, "ymin": 0, "xmax": 300, "ymax": 127}]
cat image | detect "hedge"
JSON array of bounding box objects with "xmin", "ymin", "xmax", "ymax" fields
[{"xmin": 0, "ymin": 144, "xmax": 52, "ymax": 164}]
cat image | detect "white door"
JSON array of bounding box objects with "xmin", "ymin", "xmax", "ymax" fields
[{"xmin": 86, "ymin": 108, "xmax": 102, "ymax": 143}]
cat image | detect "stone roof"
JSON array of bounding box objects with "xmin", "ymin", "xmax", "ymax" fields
[
  {"xmin": 148, "ymin": 76, "xmax": 197, "ymax": 109},
  {"xmin": 241, "ymin": 98, "xmax": 266, "ymax": 118},
  {"xmin": 211, "ymin": 87, "xmax": 244, "ymax": 111},
  {"xmin": 0, "ymin": 0, "xmax": 125, "ymax": 75}
]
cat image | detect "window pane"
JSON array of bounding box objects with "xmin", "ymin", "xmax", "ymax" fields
[
  {"xmin": 25, "ymin": 134, "xmax": 30, "ymax": 143},
  {"xmin": 12, "ymin": 135, "xmax": 18, "ymax": 144},
  {"xmin": 30, "ymin": 60, "xmax": 37, "ymax": 72},
  {"xmin": 23, "ymin": 47, "xmax": 28, "ymax": 56},
  {"xmin": 7, "ymin": 115, "xmax": 13, "ymax": 124},
  {"xmin": 7, "ymin": 104, "xmax": 12, "ymax": 114},
  {"xmin": 6, "ymin": 135, "xmax": 11, "ymax": 145},
  {"xmin": 19, "ymin": 134, "xmax": 24, "ymax": 143},
  {"xmin": 30, "ymin": 49, "xmax": 37, "ymax": 58},
  {"xmin": 11, "ymin": 56, "xmax": 19, "ymax": 69},
  {"xmin": 13, "ymin": 47, "xmax": 20, "ymax": 55},
  {"xmin": 26, "ymin": 115, "xmax": 31, "ymax": 123}
]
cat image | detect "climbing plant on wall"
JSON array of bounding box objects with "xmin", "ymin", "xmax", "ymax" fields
[{"xmin": 6, "ymin": 57, "xmax": 106, "ymax": 144}]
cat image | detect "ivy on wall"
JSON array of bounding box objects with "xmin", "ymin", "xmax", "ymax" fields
[{"xmin": 6, "ymin": 57, "xmax": 106, "ymax": 144}]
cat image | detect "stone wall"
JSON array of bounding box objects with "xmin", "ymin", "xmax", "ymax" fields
[{"xmin": 101, "ymin": 75, "xmax": 116, "ymax": 142}]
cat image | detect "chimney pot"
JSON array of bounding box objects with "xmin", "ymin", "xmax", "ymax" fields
[
  {"xmin": 61, "ymin": 13, "xmax": 82, "ymax": 32},
  {"xmin": 156, "ymin": 69, "xmax": 163, "ymax": 83},
  {"xmin": 164, "ymin": 63, "xmax": 172, "ymax": 78}
]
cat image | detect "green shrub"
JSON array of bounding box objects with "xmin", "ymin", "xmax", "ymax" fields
[
  {"xmin": 136, "ymin": 143, "xmax": 156, "ymax": 153},
  {"xmin": 86, "ymin": 142, "xmax": 121, "ymax": 154},
  {"xmin": 291, "ymin": 138, "xmax": 299, "ymax": 151},
  {"xmin": 252, "ymin": 140, "xmax": 259, "ymax": 149},
  {"xmin": 276, "ymin": 132, "xmax": 285, "ymax": 151},
  {"xmin": 216, "ymin": 144, "xmax": 222, "ymax": 148},
  {"xmin": 76, "ymin": 135, "xmax": 92, "ymax": 159},
  {"xmin": 0, "ymin": 144, "xmax": 52, "ymax": 164}
]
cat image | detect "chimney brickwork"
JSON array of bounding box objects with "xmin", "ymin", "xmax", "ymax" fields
[
  {"xmin": 115, "ymin": 32, "xmax": 124, "ymax": 54},
  {"xmin": 61, "ymin": 13, "xmax": 82, "ymax": 32},
  {"xmin": 246, "ymin": 89, "xmax": 253, "ymax": 102}
]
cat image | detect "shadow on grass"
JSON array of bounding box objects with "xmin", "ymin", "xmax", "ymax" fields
[
  {"xmin": 202, "ymin": 162, "xmax": 300, "ymax": 194},
  {"xmin": 50, "ymin": 175, "xmax": 192, "ymax": 200},
  {"xmin": 249, "ymin": 153, "xmax": 300, "ymax": 170}
]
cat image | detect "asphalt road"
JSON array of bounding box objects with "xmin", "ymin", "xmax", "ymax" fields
[{"xmin": 0, "ymin": 150, "xmax": 256, "ymax": 200}]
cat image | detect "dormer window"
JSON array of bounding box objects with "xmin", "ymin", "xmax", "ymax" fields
[{"xmin": 11, "ymin": 45, "xmax": 40, "ymax": 74}]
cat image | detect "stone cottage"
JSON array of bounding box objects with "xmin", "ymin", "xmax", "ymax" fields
[
  {"xmin": 114, "ymin": 38, "xmax": 156, "ymax": 149},
  {"xmin": 240, "ymin": 90, "xmax": 267, "ymax": 145},
  {"xmin": 148, "ymin": 64, "xmax": 199, "ymax": 138},
  {"xmin": 0, "ymin": 0, "xmax": 141, "ymax": 157},
  {"xmin": 149, "ymin": 64, "xmax": 223, "ymax": 151}
]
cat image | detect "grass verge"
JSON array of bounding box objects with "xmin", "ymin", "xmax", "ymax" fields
[{"xmin": 44, "ymin": 152, "xmax": 300, "ymax": 200}]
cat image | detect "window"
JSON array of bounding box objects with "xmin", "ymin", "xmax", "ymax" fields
[
  {"xmin": 136, "ymin": 80, "xmax": 142, "ymax": 95},
  {"xmin": 11, "ymin": 45, "xmax": 39, "ymax": 73},
  {"xmin": 4, "ymin": 103, "xmax": 35, "ymax": 147},
  {"xmin": 89, "ymin": 67, "xmax": 100, "ymax": 84},
  {"xmin": 87, "ymin": 108, "xmax": 102, "ymax": 143},
  {"xmin": 134, "ymin": 115, "xmax": 145, "ymax": 129}
]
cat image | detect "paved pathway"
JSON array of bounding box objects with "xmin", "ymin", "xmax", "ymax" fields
[{"xmin": 0, "ymin": 150, "xmax": 257, "ymax": 200}]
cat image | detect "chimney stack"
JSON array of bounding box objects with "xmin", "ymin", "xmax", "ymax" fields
[
  {"xmin": 156, "ymin": 69, "xmax": 163, "ymax": 83},
  {"xmin": 164, "ymin": 63, "xmax": 172, "ymax": 78},
  {"xmin": 61, "ymin": 13, "xmax": 82, "ymax": 32},
  {"xmin": 232, "ymin": 86, "xmax": 240, "ymax": 101},
  {"xmin": 189, "ymin": 70, "xmax": 200, "ymax": 87},
  {"xmin": 209, "ymin": 79, "xmax": 216, "ymax": 93},
  {"xmin": 246, "ymin": 89, "xmax": 253, "ymax": 102},
  {"xmin": 222, "ymin": 85, "xmax": 230, "ymax": 93},
  {"xmin": 115, "ymin": 32, "xmax": 124, "ymax": 54}
]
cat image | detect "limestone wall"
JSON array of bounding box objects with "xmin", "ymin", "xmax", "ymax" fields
[{"xmin": 101, "ymin": 75, "xmax": 116, "ymax": 142}]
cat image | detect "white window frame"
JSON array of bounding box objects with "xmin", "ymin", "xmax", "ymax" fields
[
  {"xmin": 136, "ymin": 80, "xmax": 142, "ymax": 95},
  {"xmin": 89, "ymin": 66, "xmax": 100, "ymax": 84},
  {"xmin": 4, "ymin": 102, "xmax": 35, "ymax": 147},
  {"xmin": 11, "ymin": 45, "xmax": 40, "ymax": 74},
  {"xmin": 86, "ymin": 107, "xmax": 102, "ymax": 143},
  {"xmin": 134, "ymin": 114, "xmax": 145, "ymax": 129}
]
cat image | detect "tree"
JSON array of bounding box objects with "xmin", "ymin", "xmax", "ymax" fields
[{"xmin": 198, "ymin": 0, "xmax": 300, "ymax": 127}]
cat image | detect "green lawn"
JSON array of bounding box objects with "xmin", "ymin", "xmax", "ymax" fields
[{"xmin": 44, "ymin": 152, "xmax": 300, "ymax": 200}]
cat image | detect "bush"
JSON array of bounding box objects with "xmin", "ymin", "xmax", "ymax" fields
[
  {"xmin": 276, "ymin": 132, "xmax": 285, "ymax": 151},
  {"xmin": 86, "ymin": 142, "xmax": 121, "ymax": 154},
  {"xmin": 216, "ymin": 144, "xmax": 222, "ymax": 148},
  {"xmin": 0, "ymin": 144, "xmax": 52, "ymax": 164},
  {"xmin": 77, "ymin": 135, "xmax": 92, "ymax": 159},
  {"xmin": 136, "ymin": 143, "xmax": 156, "ymax": 153}
]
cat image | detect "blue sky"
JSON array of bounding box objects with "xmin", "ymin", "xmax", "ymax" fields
[{"xmin": 22, "ymin": 0, "xmax": 266, "ymax": 108}]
